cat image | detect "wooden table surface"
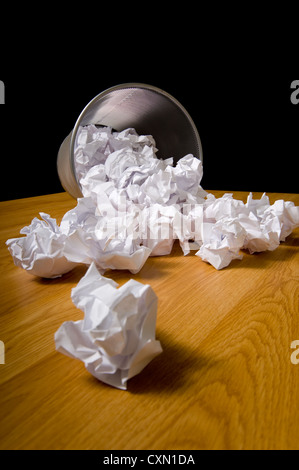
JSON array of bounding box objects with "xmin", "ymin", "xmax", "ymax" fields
[{"xmin": 0, "ymin": 190, "xmax": 298, "ymax": 450}]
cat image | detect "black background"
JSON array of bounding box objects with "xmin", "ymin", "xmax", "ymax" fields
[{"xmin": 0, "ymin": 18, "xmax": 298, "ymax": 201}]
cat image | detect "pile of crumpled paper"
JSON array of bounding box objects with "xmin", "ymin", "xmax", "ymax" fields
[{"xmin": 6, "ymin": 125, "xmax": 299, "ymax": 389}]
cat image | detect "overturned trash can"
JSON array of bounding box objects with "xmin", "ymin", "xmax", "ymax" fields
[{"xmin": 57, "ymin": 83, "xmax": 203, "ymax": 199}]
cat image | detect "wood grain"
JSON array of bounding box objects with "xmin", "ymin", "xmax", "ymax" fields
[{"xmin": 0, "ymin": 191, "xmax": 298, "ymax": 450}]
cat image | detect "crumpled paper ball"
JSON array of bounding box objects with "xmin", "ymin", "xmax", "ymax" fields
[
  {"xmin": 196, "ymin": 193, "xmax": 299, "ymax": 269},
  {"xmin": 6, "ymin": 213, "xmax": 76, "ymax": 278},
  {"xmin": 54, "ymin": 263, "xmax": 163, "ymax": 390}
]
